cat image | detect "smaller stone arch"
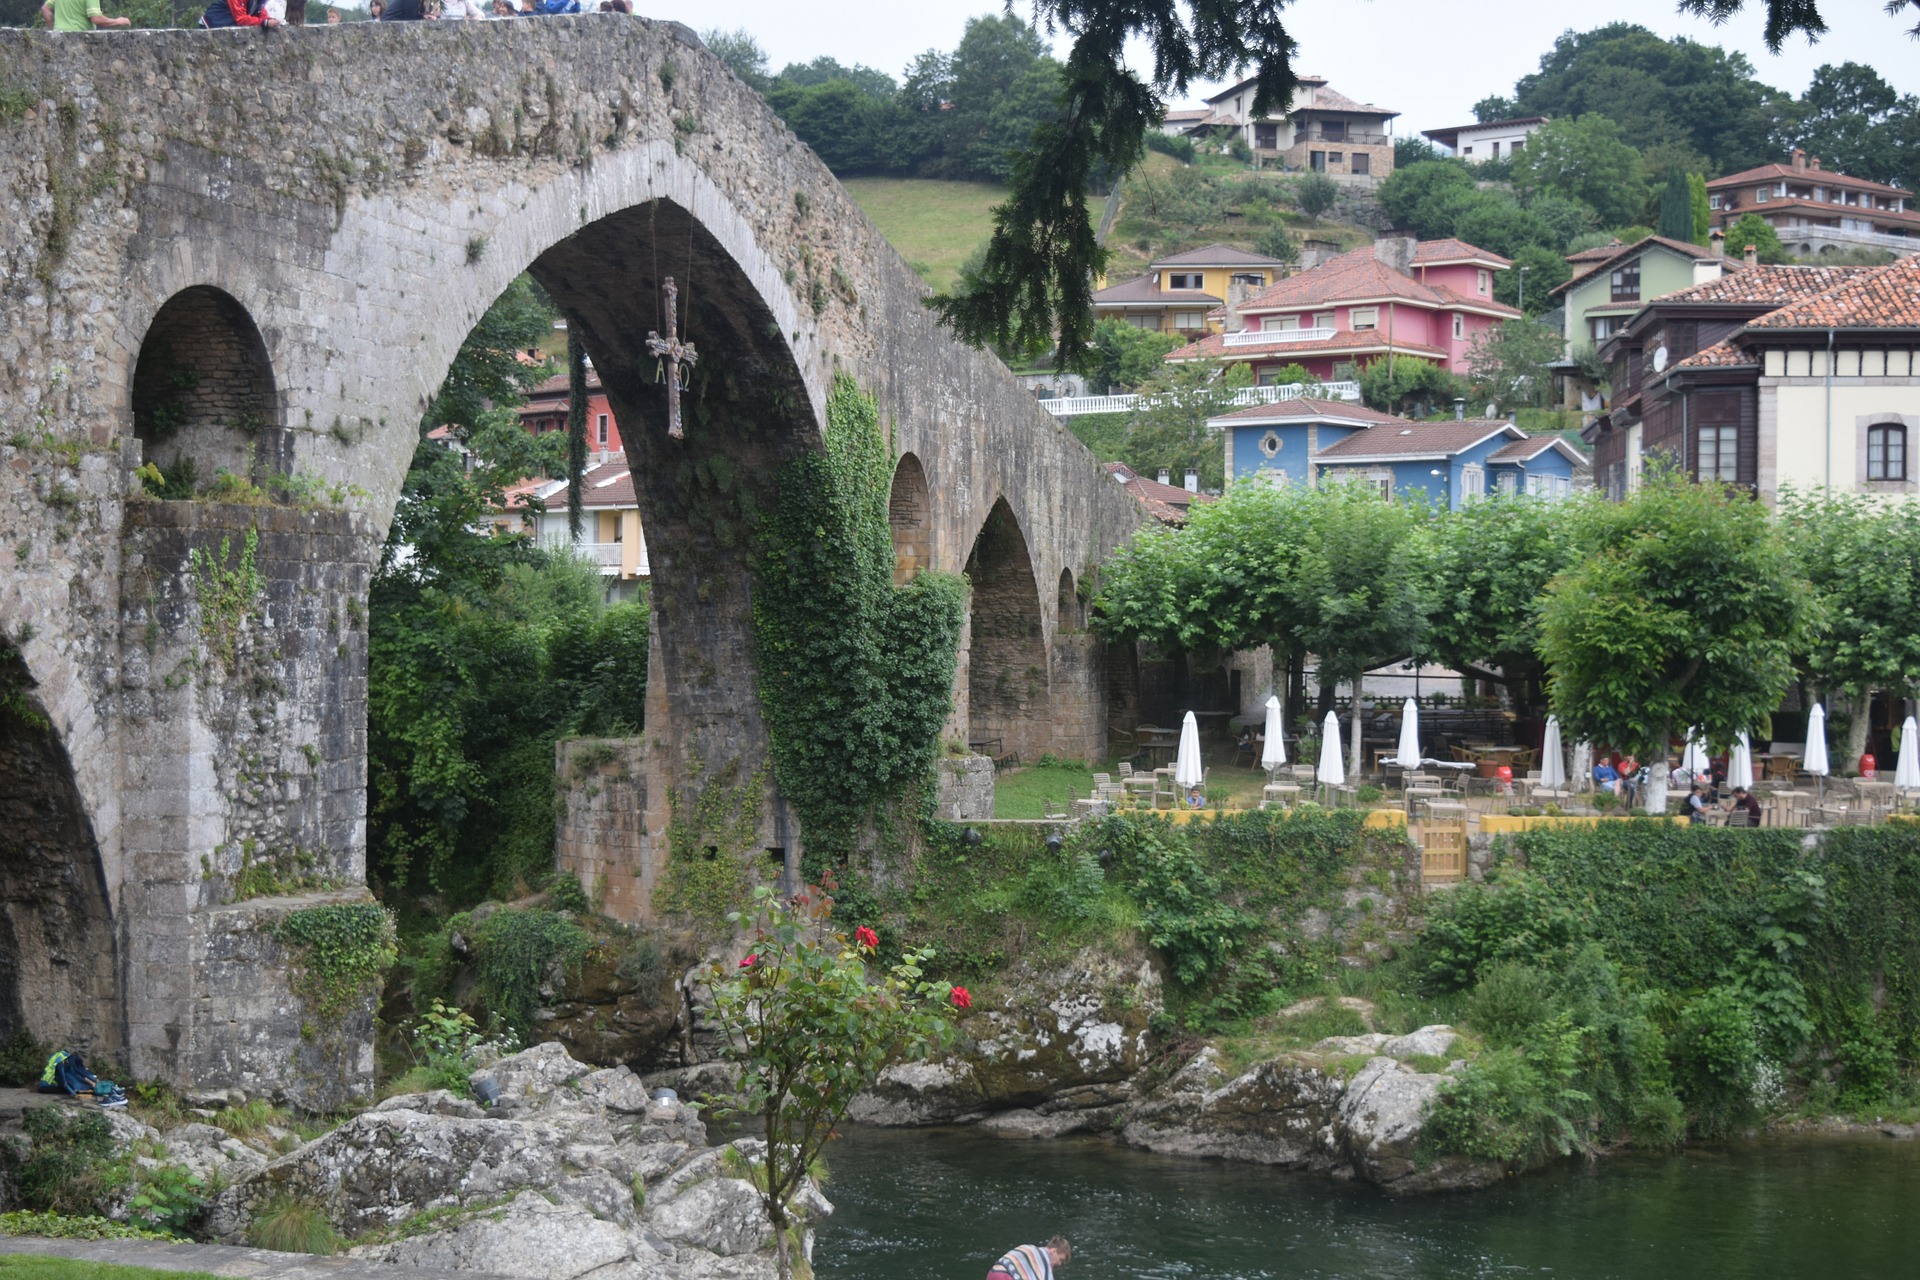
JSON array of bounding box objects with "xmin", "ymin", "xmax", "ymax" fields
[
  {"xmin": 964, "ymin": 498, "xmax": 1053, "ymax": 763},
  {"xmin": 1057, "ymin": 567, "xmax": 1082, "ymax": 631},
  {"xmin": 131, "ymin": 286, "xmax": 284, "ymax": 486},
  {"xmin": 888, "ymin": 453, "xmax": 931, "ymax": 584}
]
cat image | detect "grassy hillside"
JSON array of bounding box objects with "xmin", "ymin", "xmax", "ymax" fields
[{"xmin": 841, "ymin": 178, "xmax": 1008, "ymax": 293}]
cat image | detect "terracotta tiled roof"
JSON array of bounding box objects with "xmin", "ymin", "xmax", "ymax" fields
[
  {"xmin": 1650, "ymin": 264, "xmax": 1876, "ymax": 309},
  {"xmin": 500, "ymin": 476, "xmax": 560, "ymax": 510},
  {"xmin": 1294, "ymin": 83, "xmax": 1398, "ymax": 118},
  {"xmin": 1708, "ymin": 163, "xmax": 1910, "ymax": 199},
  {"xmin": 1210, "ymin": 398, "xmax": 1409, "ymax": 426},
  {"xmin": 1565, "ymin": 240, "xmax": 1625, "ymax": 263},
  {"xmin": 1315, "ymin": 420, "xmax": 1522, "ymax": 461},
  {"xmin": 1742, "ymin": 254, "xmax": 1920, "ymax": 331},
  {"xmin": 1151, "ymin": 243, "xmax": 1291, "ymax": 269},
  {"xmin": 1412, "ymin": 238, "xmax": 1514, "ymax": 268},
  {"xmin": 1547, "ymin": 235, "xmax": 1735, "ymax": 296},
  {"xmin": 1161, "ymin": 108, "xmax": 1210, "ymax": 124},
  {"xmin": 1104, "ymin": 461, "xmax": 1210, "ymax": 524},
  {"xmin": 540, "ymin": 453, "xmax": 639, "ymax": 509},
  {"xmin": 1164, "ymin": 327, "xmax": 1449, "ymax": 362},
  {"xmin": 1203, "ymin": 73, "xmax": 1326, "ymax": 105},
  {"xmin": 1233, "ymin": 242, "xmax": 1515, "ymax": 315},
  {"xmin": 1674, "ymin": 340, "xmax": 1758, "ymax": 370},
  {"xmin": 524, "ymin": 367, "xmax": 605, "ymax": 400},
  {"xmin": 1713, "ymin": 195, "xmax": 1920, "ymax": 230},
  {"xmin": 1092, "ymin": 275, "xmax": 1223, "ymax": 306}
]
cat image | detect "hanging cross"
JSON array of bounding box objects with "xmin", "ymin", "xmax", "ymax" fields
[{"xmin": 646, "ymin": 276, "xmax": 698, "ymax": 440}]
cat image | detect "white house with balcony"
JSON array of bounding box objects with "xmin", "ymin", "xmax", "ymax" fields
[
  {"xmin": 1420, "ymin": 115, "xmax": 1548, "ymax": 163},
  {"xmin": 500, "ymin": 455, "xmax": 650, "ymax": 600}
]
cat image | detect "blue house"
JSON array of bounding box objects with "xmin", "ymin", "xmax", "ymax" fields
[{"xmin": 1212, "ymin": 400, "xmax": 1584, "ymax": 509}]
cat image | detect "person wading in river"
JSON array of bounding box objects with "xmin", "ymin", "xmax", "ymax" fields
[{"xmin": 986, "ymin": 1236, "xmax": 1071, "ymax": 1280}]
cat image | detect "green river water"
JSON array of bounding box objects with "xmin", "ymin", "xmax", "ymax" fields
[{"xmin": 811, "ymin": 1125, "xmax": 1920, "ymax": 1279}]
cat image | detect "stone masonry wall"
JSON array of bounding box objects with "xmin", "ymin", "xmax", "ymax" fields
[{"xmin": 555, "ymin": 737, "xmax": 650, "ymax": 922}]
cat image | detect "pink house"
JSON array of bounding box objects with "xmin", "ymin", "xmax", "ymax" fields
[{"xmin": 1164, "ymin": 237, "xmax": 1517, "ymax": 383}]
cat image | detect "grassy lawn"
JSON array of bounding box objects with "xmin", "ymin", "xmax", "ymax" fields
[
  {"xmin": 992, "ymin": 759, "xmax": 1314, "ymax": 818},
  {"xmin": 0, "ymin": 1260, "xmax": 223, "ymax": 1280},
  {"xmin": 841, "ymin": 179, "xmax": 1007, "ymax": 292}
]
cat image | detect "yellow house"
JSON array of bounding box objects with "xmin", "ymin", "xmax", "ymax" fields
[{"xmin": 1092, "ymin": 244, "xmax": 1290, "ymax": 339}]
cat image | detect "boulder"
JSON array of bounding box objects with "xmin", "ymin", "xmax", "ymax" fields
[
  {"xmin": 1337, "ymin": 1056, "xmax": 1496, "ymax": 1193},
  {"xmin": 848, "ymin": 948, "xmax": 1159, "ymax": 1125},
  {"xmin": 350, "ymin": 1190, "xmax": 652, "ymax": 1280},
  {"xmin": 650, "ymin": 1178, "xmax": 770, "ymax": 1256}
]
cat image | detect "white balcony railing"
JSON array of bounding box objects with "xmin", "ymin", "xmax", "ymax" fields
[
  {"xmin": 1223, "ymin": 326, "xmax": 1338, "ymax": 347},
  {"xmin": 1039, "ymin": 380, "xmax": 1359, "ymax": 417}
]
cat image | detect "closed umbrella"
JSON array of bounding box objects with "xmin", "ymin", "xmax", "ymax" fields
[
  {"xmin": 1395, "ymin": 697, "xmax": 1421, "ymax": 769},
  {"xmin": 1260, "ymin": 695, "xmax": 1287, "ymax": 774},
  {"xmin": 1894, "ymin": 715, "xmax": 1919, "ymax": 792},
  {"xmin": 1317, "ymin": 711, "xmax": 1345, "ymax": 788},
  {"xmin": 1730, "ymin": 731, "xmax": 1754, "ymax": 791},
  {"xmin": 1174, "ymin": 711, "xmax": 1204, "ymax": 790},
  {"xmin": 1572, "ymin": 739, "xmax": 1594, "ymax": 792},
  {"xmin": 1806, "ymin": 704, "xmax": 1830, "ymax": 802},
  {"xmin": 1681, "ymin": 726, "xmax": 1709, "ymax": 780},
  {"xmin": 1540, "ymin": 717, "xmax": 1567, "ymax": 790}
]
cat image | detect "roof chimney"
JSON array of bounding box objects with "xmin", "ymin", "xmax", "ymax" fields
[
  {"xmin": 1791, "ymin": 147, "xmax": 1807, "ymax": 170},
  {"xmin": 1454, "ymin": 397, "xmax": 1466, "ymax": 421},
  {"xmin": 1743, "ymin": 243, "xmax": 1759, "ymax": 268},
  {"xmin": 1157, "ymin": 468, "xmax": 1172, "ymax": 486},
  {"xmin": 1809, "ymin": 156, "xmax": 1822, "ymax": 172},
  {"xmin": 1709, "ymin": 228, "xmax": 1726, "ymax": 257},
  {"xmin": 1373, "ymin": 235, "xmax": 1417, "ymax": 276},
  {"xmin": 1184, "ymin": 469, "xmax": 1199, "ymax": 494}
]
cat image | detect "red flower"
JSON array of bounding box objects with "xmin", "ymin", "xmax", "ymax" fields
[
  {"xmin": 739, "ymin": 954, "xmax": 758, "ymax": 968},
  {"xmin": 950, "ymin": 986, "xmax": 972, "ymax": 1009},
  {"xmin": 854, "ymin": 926, "xmax": 879, "ymax": 950}
]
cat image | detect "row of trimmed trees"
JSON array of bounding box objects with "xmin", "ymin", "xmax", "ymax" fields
[{"xmin": 1093, "ymin": 473, "xmax": 1920, "ymax": 811}]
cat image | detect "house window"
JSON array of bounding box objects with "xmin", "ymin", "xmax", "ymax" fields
[
  {"xmin": 1709, "ymin": 193, "xmax": 1722, "ymax": 209},
  {"xmin": 1511, "ymin": 138, "xmax": 1525, "ymax": 152},
  {"xmin": 1610, "ymin": 261, "xmax": 1640, "ymax": 303},
  {"xmin": 1367, "ymin": 471, "xmax": 1393, "ymax": 500},
  {"xmin": 1351, "ymin": 307, "xmax": 1379, "ymax": 331},
  {"xmin": 1351, "ymin": 153, "xmax": 1370, "ymax": 176},
  {"xmin": 1327, "ymin": 152, "xmax": 1345, "ymax": 166},
  {"xmin": 1322, "ymin": 120, "xmax": 1346, "ymax": 142},
  {"xmin": 1310, "ymin": 151, "xmax": 1327, "ymax": 171},
  {"xmin": 1697, "ymin": 425, "xmax": 1739, "ymax": 482},
  {"xmin": 1590, "ymin": 315, "xmax": 1620, "ymax": 342},
  {"xmin": 1498, "ymin": 471, "xmax": 1519, "ymax": 494},
  {"xmin": 1755, "ymin": 187, "xmax": 1769, "ymax": 203},
  {"xmin": 1263, "ymin": 315, "xmax": 1299, "ymax": 331},
  {"xmin": 1124, "ymin": 313, "xmax": 1159, "ymax": 330},
  {"xmin": 1477, "ymin": 269, "xmax": 1490, "ymax": 295},
  {"xmin": 1170, "ymin": 311, "xmax": 1207, "ymax": 331},
  {"xmin": 1314, "ymin": 311, "xmax": 1335, "ymax": 329},
  {"xmin": 1254, "ymin": 123, "xmax": 1279, "ymax": 150},
  {"xmin": 596, "ymin": 414, "xmax": 609, "ymax": 447},
  {"xmin": 1462, "ymin": 145, "xmax": 1474, "ymax": 156},
  {"xmin": 1231, "ymin": 272, "xmax": 1267, "ymax": 287},
  {"xmin": 1868, "ymin": 422, "xmax": 1907, "ymax": 481},
  {"xmin": 1490, "ymin": 141, "xmax": 1501, "ymax": 158},
  {"xmin": 1452, "ymin": 314, "xmax": 1466, "ymax": 340},
  {"xmin": 1167, "ymin": 273, "xmax": 1204, "ymax": 290},
  {"xmin": 1259, "ymin": 430, "xmax": 1282, "ymax": 459},
  {"xmin": 1461, "ymin": 465, "xmax": 1485, "ymax": 502}
]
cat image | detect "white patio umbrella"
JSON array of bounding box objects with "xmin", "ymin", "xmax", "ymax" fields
[
  {"xmin": 1805, "ymin": 703, "xmax": 1831, "ymax": 801},
  {"xmin": 1174, "ymin": 711, "xmax": 1205, "ymax": 790},
  {"xmin": 1260, "ymin": 695, "xmax": 1287, "ymax": 773},
  {"xmin": 1894, "ymin": 715, "xmax": 1919, "ymax": 791},
  {"xmin": 1540, "ymin": 717, "xmax": 1567, "ymax": 789},
  {"xmin": 1729, "ymin": 731, "xmax": 1755, "ymax": 791},
  {"xmin": 1572, "ymin": 739, "xmax": 1594, "ymax": 792},
  {"xmin": 1680, "ymin": 726, "xmax": 1710, "ymax": 780},
  {"xmin": 1317, "ymin": 710, "xmax": 1346, "ymax": 788},
  {"xmin": 1395, "ymin": 697, "xmax": 1422, "ymax": 769}
]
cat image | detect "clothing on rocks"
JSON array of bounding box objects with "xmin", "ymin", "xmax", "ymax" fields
[{"xmin": 987, "ymin": 1244, "xmax": 1055, "ymax": 1280}]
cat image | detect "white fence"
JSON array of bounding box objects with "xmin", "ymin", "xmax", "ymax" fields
[
  {"xmin": 1038, "ymin": 380, "xmax": 1360, "ymax": 418},
  {"xmin": 1222, "ymin": 326, "xmax": 1337, "ymax": 347}
]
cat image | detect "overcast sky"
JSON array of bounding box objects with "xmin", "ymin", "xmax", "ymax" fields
[{"xmin": 643, "ymin": 0, "xmax": 1918, "ymax": 137}]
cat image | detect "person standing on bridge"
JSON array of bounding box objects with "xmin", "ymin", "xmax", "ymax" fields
[
  {"xmin": 41, "ymin": 0, "xmax": 132, "ymax": 29},
  {"xmin": 199, "ymin": 0, "xmax": 281, "ymax": 27}
]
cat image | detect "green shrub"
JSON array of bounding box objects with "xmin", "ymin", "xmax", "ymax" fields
[
  {"xmin": 1423, "ymin": 1018, "xmax": 1589, "ymax": 1164},
  {"xmin": 247, "ymin": 1195, "xmax": 342, "ymax": 1255},
  {"xmin": 1467, "ymin": 962, "xmax": 1555, "ymax": 1048},
  {"xmin": 1020, "ymin": 844, "xmax": 1109, "ymax": 923},
  {"xmin": 0, "ymin": 1030, "xmax": 50, "ymax": 1087},
  {"xmin": 212, "ymin": 1099, "xmax": 286, "ymax": 1139},
  {"xmin": 127, "ymin": 1163, "xmax": 208, "ymax": 1238},
  {"xmin": 1414, "ymin": 873, "xmax": 1582, "ymax": 994},
  {"xmin": 1672, "ymin": 986, "xmax": 1761, "ymax": 1137},
  {"xmin": 467, "ymin": 907, "xmax": 593, "ymax": 1039},
  {"xmin": 1834, "ymin": 1005, "xmax": 1899, "ymax": 1110},
  {"xmin": 5, "ymin": 1107, "xmax": 126, "ymax": 1215},
  {"xmin": 0, "ymin": 1211, "xmax": 171, "ymax": 1241}
]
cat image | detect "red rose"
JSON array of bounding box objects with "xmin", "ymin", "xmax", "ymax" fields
[
  {"xmin": 950, "ymin": 986, "xmax": 972, "ymax": 1009},
  {"xmin": 855, "ymin": 926, "xmax": 879, "ymax": 950},
  {"xmin": 739, "ymin": 954, "xmax": 758, "ymax": 968}
]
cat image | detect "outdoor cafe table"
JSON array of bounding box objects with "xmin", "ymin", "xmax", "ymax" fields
[
  {"xmin": 1766, "ymin": 789, "xmax": 1811, "ymax": 827},
  {"xmin": 1471, "ymin": 745, "xmax": 1524, "ymax": 777},
  {"xmin": 1404, "ymin": 786, "xmax": 1444, "ymax": 816}
]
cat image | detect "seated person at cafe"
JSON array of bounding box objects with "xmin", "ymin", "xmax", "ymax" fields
[
  {"xmin": 1728, "ymin": 786, "xmax": 1764, "ymax": 824},
  {"xmin": 1686, "ymin": 781, "xmax": 1714, "ymax": 824},
  {"xmin": 1592, "ymin": 758, "xmax": 1621, "ymax": 794}
]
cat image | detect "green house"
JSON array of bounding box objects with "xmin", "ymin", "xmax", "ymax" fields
[{"xmin": 1549, "ymin": 235, "xmax": 1743, "ymax": 406}]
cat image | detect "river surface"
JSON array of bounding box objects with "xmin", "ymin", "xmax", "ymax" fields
[{"xmin": 810, "ymin": 1125, "xmax": 1920, "ymax": 1279}]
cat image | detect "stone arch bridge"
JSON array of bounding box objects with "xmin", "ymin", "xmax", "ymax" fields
[{"xmin": 0, "ymin": 20, "xmax": 1144, "ymax": 1103}]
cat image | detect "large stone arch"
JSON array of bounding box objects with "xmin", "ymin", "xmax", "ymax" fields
[
  {"xmin": 130, "ymin": 285, "xmax": 285, "ymax": 484},
  {"xmin": 0, "ymin": 641, "xmax": 118, "ymax": 1056},
  {"xmin": 0, "ymin": 20, "xmax": 1150, "ymax": 1093},
  {"xmin": 888, "ymin": 453, "xmax": 931, "ymax": 584}
]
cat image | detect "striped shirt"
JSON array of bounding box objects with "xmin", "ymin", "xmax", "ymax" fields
[{"xmin": 988, "ymin": 1245, "xmax": 1054, "ymax": 1280}]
